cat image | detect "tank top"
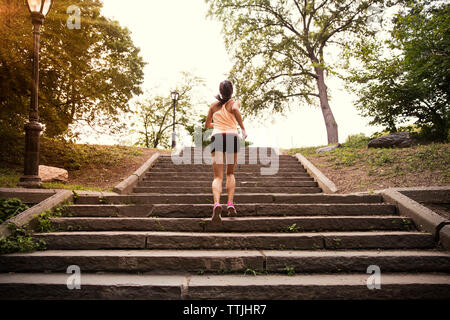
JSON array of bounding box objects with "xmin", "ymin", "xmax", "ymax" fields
[{"xmin": 211, "ymin": 100, "xmax": 238, "ymax": 135}]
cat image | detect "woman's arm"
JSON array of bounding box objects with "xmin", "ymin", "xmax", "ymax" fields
[
  {"xmin": 232, "ymin": 101, "xmax": 247, "ymax": 139},
  {"xmin": 205, "ymin": 105, "xmax": 214, "ymax": 129}
]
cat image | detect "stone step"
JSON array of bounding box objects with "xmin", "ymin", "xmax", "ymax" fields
[
  {"xmin": 157, "ymin": 159, "xmax": 301, "ymax": 165},
  {"xmin": 181, "ymin": 147, "xmax": 282, "ymax": 151},
  {"xmin": 175, "ymin": 158, "xmax": 294, "ymax": 162},
  {"xmin": 160, "ymin": 153, "xmax": 298, "ymax": 157},
  {"xmin": 33, "ymin": 231, "xmax": 435, "ymax": 250},
  {"xmin": 2, "ymin": 272, "xmax": 449, "ymax": 300},
  {"xmin": 160, "ymin": 154, "xmax": 297, "ymax": 159},
  {"xmin": 152, "ymin": 163, "xmax": 304, "ymax": 170},
  {"xmin": 142, "ymin": 174, "xmax": 312, "ymax": 181},
  {"xmin": 158, "ymin": 155, "xmax": 299, "ymax": 160},
  {"xmin": 132, "ymin": 186, "xmax": 322, "ymax": 194},
  {"xmin": 65, "ymin": 203, "xmax": 396, "ymax": 218},
  {"xmin": 171, "ymin": 151, "xmax": 292, "ymax": 156},
  {"xmin": 48, "ymin": 216, "xmax": 415, "ymax": 232},
  {"xmin": 145, "ymin": 171, "xmax": 309, "ymax": 178},
  {"xmin": 176, "ymin": 155, "xmax": 295, "ymax": 161},
  {"xmin": 154, "ymin": 162, "xmax": 303, "ymax": 167},
  {"xmin": 150, "ymin": 167, "xmax": 306, "ymax": 173},
  {"xmin": 74, "ymin": 193, "xmax": 384, "ymax": 205},
  {"xmin": 138, "ymin": 179, "xmax": 315, "ymax": 187},
  {"xmin": 1, "ymin": 250, "xmax": 449, "ymax": 274}
]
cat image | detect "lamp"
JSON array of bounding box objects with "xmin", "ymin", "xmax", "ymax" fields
[
  {"xmin": 171, "ymin": 91, "xmax": 179, "ymax": 101},
  {"xmin": 18, "ymin": 0, "xmax": 53, "ymax": 188},
  {"xmin": 171, "ymin": 91, "xmax": 179, "ymax": 149},
  {"xmin": 26, "ymin": 0, "xmax": 52, "ymax": 15}
]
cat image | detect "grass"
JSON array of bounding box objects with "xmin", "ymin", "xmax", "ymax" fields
[
  {"xmin": 0, "ymin": 137, "xmax": 160, "ymax": 190},
  {"xmin": 0, "ymin": 168, "xmax": 21, "ymax": 188},
  {"xmin": 288, "ymin": 143, "xmax": 449, "ymax": 177},
  {"xmin": 289, "ymin": 143, "xmax": 450, "ymax": 183},
  {"xmin": 244, "ymin": 268, "xmax": 269, "ymax": 276},
  {"xmin": 0, "ymin": 169, "xmax": 112, "ymax": 191},
  {"xmin": 44, "ymin": 138, "xmax": 145, "ymax": 171},
  {"xmin": 42, "ymin": 182, "xmax": 111, "ymax": 192},
  {"xmin": 287, "ymin": 142, "xmax": 450, "ymax": 192}
]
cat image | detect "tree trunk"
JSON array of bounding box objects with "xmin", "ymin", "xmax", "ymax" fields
[
  {"xmin": 314, "ymin": 66, "xmax": 339, "ymax": 144},
  {"xmin": 153, "ymin": 137, "xmax": 159, "ymax": 149},
  {"xmin": 144, "ymin": 116, "xmax": 149, "ymax": 148}
]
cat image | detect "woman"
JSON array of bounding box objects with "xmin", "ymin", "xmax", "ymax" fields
[{"xmin": 205, "ymin": 80, "xmax": 247, "ymax": 226}]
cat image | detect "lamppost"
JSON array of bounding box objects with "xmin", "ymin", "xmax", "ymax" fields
[
  {"xmin": 171, "ymin": 90, "xmax": 179, "ymax": 149},
  {"xmin": 18, "ymin": 0, "xmax": 53, "ymax": 188}
]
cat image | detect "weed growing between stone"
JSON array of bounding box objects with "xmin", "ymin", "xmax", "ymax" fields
[
  {"xmin": 284, "ymin": 266, "xmax": 295, "ymax": 276},
  {"xmin": 281, "ymin": 223, "xmax": 301, "ymax": 233},
  {"xmin": 0, "ymin": 198, "xmax": 29, "ymax": 224},
  {"xmin": 36, "ymin": 201, "xmax": 72, "ymax": 233},
  {"xmin": 0, "ymin": 224, "xmax": 46, "ymax": 254}
]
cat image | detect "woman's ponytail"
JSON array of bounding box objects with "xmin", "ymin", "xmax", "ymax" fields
[{"xmin": 216, "ymin": 80, "xmax": 233, "ymax": 106}]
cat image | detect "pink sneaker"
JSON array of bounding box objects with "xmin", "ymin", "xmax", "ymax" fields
[
  {"xmin": 227, "ymin": 201, "xmax": 237, "ymax": 217},
  {"xmin": 211, "ymin": 202, "xmax": 222, "ymax": 226}
]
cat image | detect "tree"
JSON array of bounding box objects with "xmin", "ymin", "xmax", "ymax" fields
[
  {"xmin": 133, "ymin": 73, "xmax": 205, "ymax": 148},
  {"xmin": 344, "ymin": 0, "xmax": 449, "ymax": 141},
  {"xmin": 206, "ymin": 0, "xmax": 387, "ymax": 144},
  {"xmin": 185, "ymin": 114, "xmax": 211, "ymax": 147},
  {"xmin": 0, "ymin": 0, "xmax": 145, "ymax": 140}
]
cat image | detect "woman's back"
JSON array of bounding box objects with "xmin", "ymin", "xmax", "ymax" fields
[{"xmin": 211, "ymin": 100, "xmax": 238, "ymax": 135}]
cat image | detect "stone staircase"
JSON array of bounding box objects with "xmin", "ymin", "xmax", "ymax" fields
[{"xmin": 0, "ymin": 147, "xmax": 449, "ymax": 299}]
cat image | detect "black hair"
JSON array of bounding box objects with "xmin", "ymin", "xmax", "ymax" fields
[{"xmin": 215, "ymin": 80, "xmax": 233, "ymax": 106}]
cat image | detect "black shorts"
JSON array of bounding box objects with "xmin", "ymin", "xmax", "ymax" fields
[{"xmin": 210, "ymin": 133, "xmax": 241, "ymax": 153}]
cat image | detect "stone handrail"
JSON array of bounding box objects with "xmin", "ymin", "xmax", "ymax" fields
[
  {"xmin": 295, "ymin": 153, "xmax": 338, "ymax": 194},
  {"xmin": 113, "ymin": 152, "xmax": 160, "ymax": 194}
]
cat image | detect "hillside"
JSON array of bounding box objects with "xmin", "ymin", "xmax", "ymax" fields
[
  {"xmin": 1, "ymin": 137, "xmax": 449, "ymax": 194},
  {"xmin": 0, "ymin": 137, "xmax": 171, "ymax": 191},
  {"xmin": 286, "ymin": 142, "xmax": 450, "ymax": 193}
]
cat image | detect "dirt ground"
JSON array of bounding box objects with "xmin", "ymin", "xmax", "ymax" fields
[
  {"xmin": 422, "ymin": 203, "xmax": 450, "ymax": 220},
  {"xmin": 66, "ymin": 148, "xmax": 172, "ymax": 190},
  {"xmin": 306, "ymin": 156, "xmax": 449, "ymax": 194}
]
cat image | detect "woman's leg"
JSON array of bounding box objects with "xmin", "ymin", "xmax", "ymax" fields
[
  {"xmin": 212, "ymin": 152, "xmax": 224, "ymax": 204},
  {"xmin": 211, "ymin": 152, "xmax": 224, "ymax": 225},
  {"xmin": 226, "ymin": 152, "xmax": 238, "ymax": 207}
]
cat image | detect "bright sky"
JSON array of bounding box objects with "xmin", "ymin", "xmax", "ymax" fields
[{"xmin": 95, "ymin": 0, "xmax": 383, "ymax": 149}]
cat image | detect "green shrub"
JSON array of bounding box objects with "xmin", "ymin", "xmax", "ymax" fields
[
  {"xmin": 344, "ymin": 133, "xmax": 370, "ymax": 148},
  {"xmin": 369, "ymin": 149, "xmax": 394, "ymax": 166},
  {"xmin": 0, "ymin": 224, "xmax": 46, "ymax": 254},
  {"xmin": 371, "ymin": 124, "xmax": 449, "ymax": 142},
  {"xmin": 0, "ymin": 198, "xmax": 29, "ymax": 224},
  {"xmin": 36, "ymin": 204, "xmax": 68, "ymax": 233},
  {"xmin": 328, "ymin": 149, "xmax": 361, "ymax": 167},
  {"xmin": 412, "ymin": 124, "xmax": 449, "ymax": 142}
]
